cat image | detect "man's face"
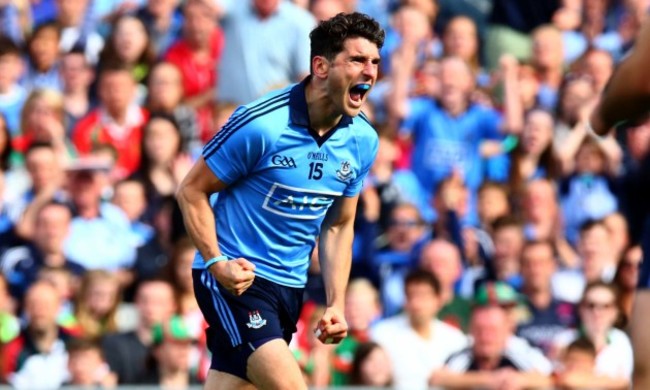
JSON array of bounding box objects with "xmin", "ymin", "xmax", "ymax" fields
[
  {"xmin": 98, "ymin": 71, "xmax": 135, "ymax": 115},
  {"xmin": 25, "ymin": 284, "xmax": 61, "ymax": 332},
  {"xmin": 439, "ymin": 60, "xmax": 472, "ymax": 109},
  {"xmin": 471, "ymin": 307, "xmax": 509, "ymax": 360},
  {"xmin": 183, "ymin": 2, "xmax": 216, "ymax": 46},
  {"xmin": 404, "ymin": 282, "xmax": 439, "ymax": 324},
  {"xmin": 135, "ymin": 282, "xmax": 176, "ymax": 327},
  {"xmin": 323, "ymin": 37, "xmax": 380, "ymax": 118},
  {"xmin": 61, "ymin": 53, "xmax": 92, "ymax": 91},
  {"xmin": 34, "ymin": 205, "xmax": 71, "ymax": 254},
  {"xmin": 521, "ymin": 243, "xmax": 555, "ymax": 290},
  {"xmin": 26, "ymin": 147, "xmax": 60, "ymax": 192}
]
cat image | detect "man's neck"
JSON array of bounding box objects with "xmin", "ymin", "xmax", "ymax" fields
[
  {"xmin": 475, "ymin": 354, "xmax": 501, "ymax": 371},
  {"xmin": 77, "ymin": 204, "xmax": 100, "ymax": 219},
  {"xmin": 443, "ymin": 100, "xmax": 468, "ymax": 118},
  {"xmin": 305, "ymin": 81, "xmax": 343, "ymax": 136},
  {"xmin": 159, "ymin": 369, "xmax": 189, "ymax": 389},
  {"xmin": 410, "ymin": 317, "xmax": 432, "ymax": 339},
  {"xmin": 59, "ymin": 13, "xmax": 83, "ymax": 28},
  {"xmin": 42, "ymin": 252, "xmax": 67, "ymax": 268},
  {"xmin": 105, "ymin": 107, "xmax": 129, "ymax": 126},
  {"xmin": 440, "ymin": 287, "xmax": 454, "ymax": 306},
  {"xmin": 29, "ymin": 326, "xmax": 59, "ymax": 353},
  {"xmin": 538, "ymin": 67, "xmax": 563, "ymax": 88},
  {"xmin": 524, "ymin": 286, "xmax": 552, "ymax": 309},
  {"xmin": 153, "ymin": 13, "xmax": 172, "ymax": 31},
  {"xmin": 136, "ymin": 326, "xmax": 153, "ymax": 346}
]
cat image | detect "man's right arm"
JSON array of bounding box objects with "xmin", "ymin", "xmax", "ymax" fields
[
  {"xmin": 590, "ymin": 20, "xmax": 650, "ymax": 135},
  {"xmin": 176, "ymin": 156, "xmax": 255, "ymax": 295}
]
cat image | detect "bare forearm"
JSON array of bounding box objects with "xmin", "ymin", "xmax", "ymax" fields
[
  {"xmin": 177, "ymin": 185, "xmax": 220, "ymax": 260},
  {"xmin": 430, "ymin": 371, "xmax": 494, "ymax": 389},
  {"xmin": 318, "ymin": 223, "xmax": 354, "ymax": 309},
  {"xmin": 592, "ymin": 22, "xmax": 650, "ymax": 134}
]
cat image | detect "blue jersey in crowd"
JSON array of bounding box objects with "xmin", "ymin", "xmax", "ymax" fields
[
  {"xmin": 192, "ymin": 80, "xmax": 379, "ymax": 288},
  {"xmin": 401, "ymin": 98, "xmax": 503, "ymax": 194}
]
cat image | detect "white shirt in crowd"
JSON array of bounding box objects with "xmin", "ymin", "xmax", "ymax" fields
[{"xmin": 371, "ymin": 314, "xmax": 468, "ymax": 390}]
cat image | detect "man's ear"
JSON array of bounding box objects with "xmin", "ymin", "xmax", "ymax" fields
[{"xmin": 312, "ymin": 56, "xmax": 329, "ymax": 79}]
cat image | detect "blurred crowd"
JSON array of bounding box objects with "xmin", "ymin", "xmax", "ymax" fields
[{"xmin": 0, "ymin": 0, "xmax": 649, "ymax": 389}]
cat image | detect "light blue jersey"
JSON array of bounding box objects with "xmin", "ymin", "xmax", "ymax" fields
[{"xmin": 192, "ymin": 80, "xmax": 379, "ymax": 288}]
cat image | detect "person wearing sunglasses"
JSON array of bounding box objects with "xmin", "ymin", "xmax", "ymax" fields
[{"xmin": 551, "ymin": 281, "xmax": 632, "ymax": 389}]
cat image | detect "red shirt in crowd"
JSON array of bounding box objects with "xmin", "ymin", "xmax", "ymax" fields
[
  {"xmin": 165, "ymin": 28, "xmax": 224, "ymax": 141},
  {"xmin": 72, "ymin": 106, "xmax": 149, "ymax": 179}
]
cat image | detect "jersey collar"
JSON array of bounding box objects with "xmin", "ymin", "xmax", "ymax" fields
[{"xmin": 289, "ymin": 77, "xmax": 353, "ymax": 147}]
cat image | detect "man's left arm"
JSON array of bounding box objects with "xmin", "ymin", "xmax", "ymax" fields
[{"xmin": 315, "ymin": 194, "xmax": 359, "ymax": 344}]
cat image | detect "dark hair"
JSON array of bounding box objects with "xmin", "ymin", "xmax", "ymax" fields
[
  {"xmin": 565, "ymin": 337, "xmax": 597, "ymax": 358},
  {"xmin": 135, "ymin": 113, "xmax": 183, "ymax": 194},
  {"xmin": 404, "ymin": 269, "xmax": 441, "ymax": 296},
  {"xmin": 25, "ymin": 141, "xmax": 54, "ymax": 157},
  {"xmin": 28, "ymin": 20, "xmax": 61, "ymax": 44},
  {"xmin": 0, "ymin": 36, "xmax": 22, "ymax": 58},
  {"xmin": 579, "ymin": 219, "xmax": 606, "ymax": 236},
  {"xmin": 349, "ymin": 341, "xmax": 392, "ymax": 386},
  {"xmin": 309, "ymin": 12, "xmax": 384, "ymax": 73},
  {"xmin": 491, "ymin": 215, "xmax": 523, "ymax": 233},
  {"xmin": 66, "ymin": 337, "xmax": 104, "ymax": 358},
  {"xmin": 97, "ymin": 61, "xmax": 136, "ymax": 82}
]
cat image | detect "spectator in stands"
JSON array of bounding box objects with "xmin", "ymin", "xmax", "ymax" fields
[
  {"xmin": 132, "ymin": 114, "xmax": 191, "ymax": 219},
  {"xmin": 374, "ymin": 203, "xmax": 427, "ymax": 316},
  {"xmin": 60, "ymin": 48, "xmax": 94, "ymax": 134},
  {"xmin": 431, "ymin": 304, "xmax": 552, "ymax": 389},
  {"xmin": 136, "ymin": 0, "xmax": 184, "ymax": 56},
  {"xmin": 553, "ymin": 74, "xmax": 597, "ymax": 149},
  {"xmin": 348, "ymin": 341, "xmax": 393, "ymax": 387},
  {"xmin": 531, "ymin": 25, "xmax": 565, "ymax": 110},
  {"xmin": 508, "ymin": 109, "xmax": 561, "ymax": 197},
  {"xmin": 65, "ymin": 338, "xmax": 117, "ymax": 388},
  {"xmin": 72, "ymin": 64, "xmax": 148, "ymax": 179},
  {"xmin": 146, "ymin": 62, "xmax": 201, "ymax": 156},
  {"xmin": 165, "ymin": 0, "xmax": 224, "ymax": 141},
  {"xmin": 0, "ymin": 114, "xmax": 10, "ymax": 172},
  {"xmin": 309, "ymin": 0, "xmax": 346, "ymax": 22},
  {"xmin": 24, "ymin": 21, "xmax": 63, "ymax": 92},
  {"xmin": 613, "ymin": 245, "xmax": 642, "ymax": 325},
  {"xmin": 579, "ymin": 219, "xmax": 618, "ymax": 283},
  {"xmin": 330, "ymin": 278, "xmax": 382, "ymax": 385},
  {"xmin": 420, "ymin": 239, "xmax": 472, "ymax": 332},
  {"xmin": 553, "ymin": 337, "xmax": 599, "ymax": 389},
  {"xmin": 560, "ymin": 139, "xmax": 620, "ymax": 244},
  {"xmin": 12, "ymin": 89, "xmax": 72, "ymax": 163},
  {"xmin": 476, "ymin": 182, "xmax": 510, "ymax": 233},
  {"xmin": 372, "ymin": 269, "xmax": 467, "ymax": 390},
  {"xmin": 63, "ymin": 162, "xmax": 136, "ymax": 273},
  {"xmin": 147, "ymin": 316, "xmax": 198, "ymax": 387},
  {"xmin": 517, "ymin": 240, "xmax": 577, "ymax": 354},
  {"xmin": 552, "ymin": 282, "xmax": 632, "ymax": 388},
  {"xmin": 0, "ymin": 37, "xmax": 27, "ymax": 136},
  {"xmin": 102, "ymin": 279, "xmax": 177, "ymax": 384},
  {"xmin": 55, "ymin": 0, "xmax": 104, "ymax": 64},
  {"xmin": 459, "ymin": 216, "xmax": 524, "ymax": 299},
  {"xmin": 1, "ymin": 201, "xmax": 84, "ymax": 300},
  {"xmin": 215, "ymin": 0, "xmax": 315, "ymax": 105},
  {"xmin": 99, "ymin": 15, "xmax": 156, "ymax": 89},
  {"xmin": 72, "ymin": 270, "xmax": 121, "ymax": 339},
  {"xmin": 442, "ymin": 16, "xmax": 482, "ymax": 77},
  {"xmin": 11, "ymin": 142, "xmax": 65, "ymax": 239},
  {"xmin": 2, "ymin": 281, "xmax": 75, "ymax": 389},
  {"xmin": 112, "ymin": 179, "xmax": 155, "ymax": 247},
  {"xmin": 578, "ymin": 48, "xmax": 614, "ymax": 93}
]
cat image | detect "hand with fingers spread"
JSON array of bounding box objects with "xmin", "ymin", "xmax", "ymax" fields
[
  {"xmin": 314, "ymin": 306, "xmax": 348, "ymax": 345},
  {"xmin": 209, "ymin": 257, "xmax": 256, "ymax": 296}
]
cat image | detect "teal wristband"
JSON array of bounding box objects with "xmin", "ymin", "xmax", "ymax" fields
[{"xmin": 204, "ymin": 255, "xmax": 228, "ymax": 270}]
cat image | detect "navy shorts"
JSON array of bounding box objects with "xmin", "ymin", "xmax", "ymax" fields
[{"xmin": 192, "ymin": 269, "xmax": 304, "ymax": 381}]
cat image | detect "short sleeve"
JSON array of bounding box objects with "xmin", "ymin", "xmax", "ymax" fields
[
  {"xmin": 202, "ymin": 108, "xmax": 268, "ymax": 184},
  {"xmin": 344, "ymin": 130, "xmax": 379, "ymax": 197}
]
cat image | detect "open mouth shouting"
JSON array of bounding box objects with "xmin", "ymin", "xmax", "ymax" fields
[{"xmin": 349, "ymin": 83, "xmax": 371, "ymax": 107}]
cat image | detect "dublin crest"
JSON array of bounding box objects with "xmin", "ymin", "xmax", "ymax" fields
[
  {"xmin": 336, "ymin": 160, "xmax": 354, "ymax": 182},
  {"xmin": 246, "ymin": 310, "xmax": 267, "ymax": 329}
]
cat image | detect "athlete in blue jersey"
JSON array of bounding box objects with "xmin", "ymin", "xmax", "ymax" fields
[{"xmin": 177, "ymin": 12, "xmax": 384, "ymax": 390}]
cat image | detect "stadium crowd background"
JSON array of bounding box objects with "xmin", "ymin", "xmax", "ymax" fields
[{"xmin": 0, "ymin": 0, "xmax": 648, "ymax": 388}]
